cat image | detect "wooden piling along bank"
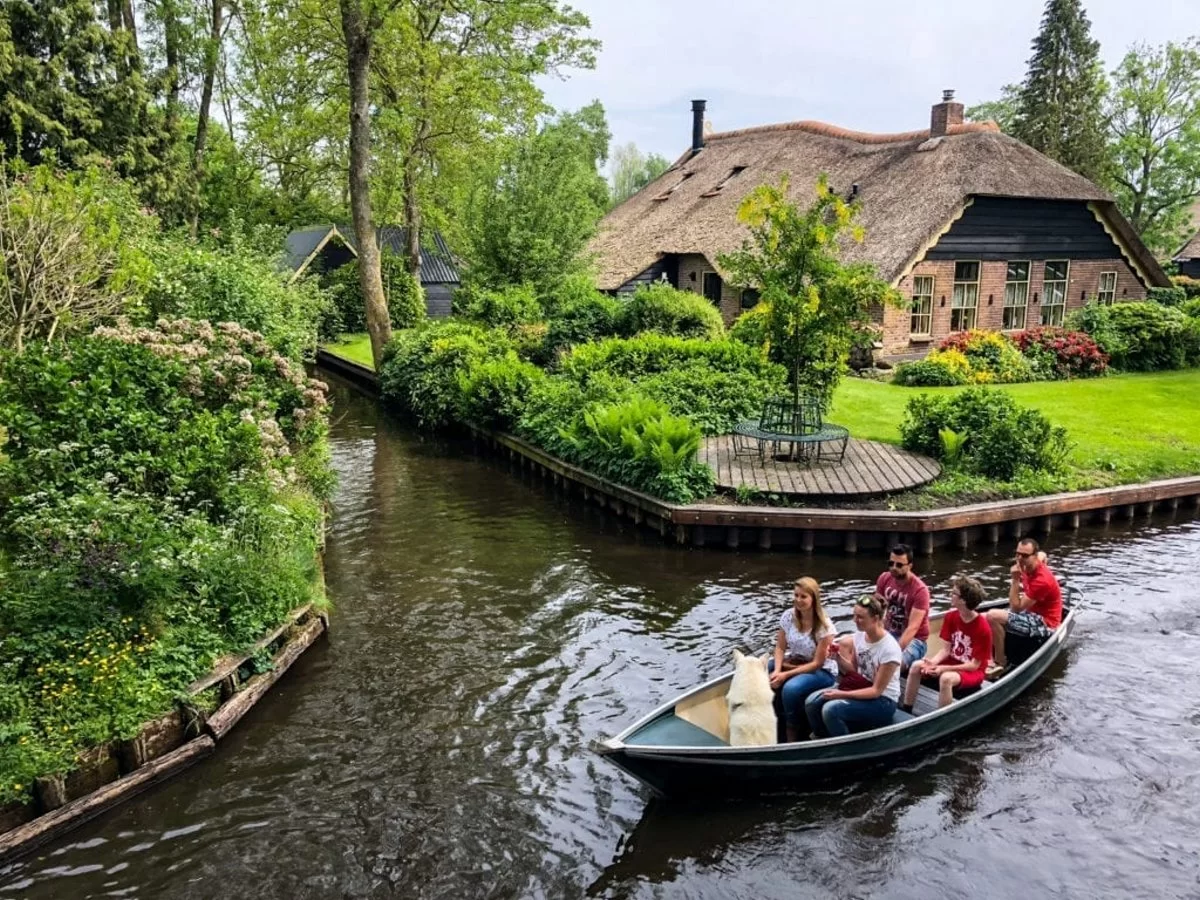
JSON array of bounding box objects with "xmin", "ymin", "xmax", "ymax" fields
[
  {"xmin": 0, "ymin": 604, "xmax": 328, "ymax": 864},
  {"xmin": 315, "ymin": 351, "xmax": 1200, "ymax": 554}
]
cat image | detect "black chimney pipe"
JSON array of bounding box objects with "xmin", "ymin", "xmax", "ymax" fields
[{"xmin": 691, "ymin": 99, "xmax": 707, "ymax": 153}]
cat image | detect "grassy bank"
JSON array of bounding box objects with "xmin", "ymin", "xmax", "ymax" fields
[
  {"xmin": 829, "ymin": 371, "xmax": 1200, "ymax": 499},
  {"xmin": 323, "ymin": 333, "xmax": 375, "ymax": 368}
]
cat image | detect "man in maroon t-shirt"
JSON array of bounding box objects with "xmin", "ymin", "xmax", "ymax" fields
[
  {"xmin": 874, "ymin": 543, "xmax": 930, "ymax": 672},
  {"xmin": 986, "ymin": 537, "xmax": 1063, "ymax": 672}
]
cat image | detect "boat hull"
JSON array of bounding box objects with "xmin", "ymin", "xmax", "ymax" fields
[{"xmin": 593, "ymin": 607, "xmax": 1075, "ymax": 797}]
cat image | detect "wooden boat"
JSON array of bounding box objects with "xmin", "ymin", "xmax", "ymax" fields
[{"xmin": 590, "ymin": 590, "xmax": 1078, "ymax": 797}]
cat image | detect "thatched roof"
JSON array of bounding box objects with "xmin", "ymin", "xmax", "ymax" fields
[
  {"xmin": 1174, "ymin": 198, "xmax": 1200, "ymax": 262},
  {"xmin": 591, "ymin": 118, "xmax": 1168, "ymax": 289}
]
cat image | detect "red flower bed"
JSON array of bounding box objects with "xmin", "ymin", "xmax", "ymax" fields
[{"xmin": 1010, "ymin": 327, "xmax": 1108, "ymax": 379}]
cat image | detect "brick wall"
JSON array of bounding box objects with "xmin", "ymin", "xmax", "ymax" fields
[
  {"xmin": 677, "ymin": 253, "xmax": 744, "ymax": 324},
  {"xmin": 882, "ymin": 256, "xmax": 1146, "ymax": 357}
]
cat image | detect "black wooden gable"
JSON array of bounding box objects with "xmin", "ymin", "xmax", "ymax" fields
[{"xmin": 925, "ymin": 196, "xmax": 1120, "ymax": 261}]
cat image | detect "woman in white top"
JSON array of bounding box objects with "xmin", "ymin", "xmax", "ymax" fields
[
  {"xmin": 768, "ymin": 577, "xmax": 839, "ymax": 742},
  {"xmin": 804, "ymin": 595, "xmax": 902, "ymax": 738}
]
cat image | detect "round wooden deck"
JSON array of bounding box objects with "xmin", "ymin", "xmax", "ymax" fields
[{"xmin": 699, "ymin": 434, "xmax": 941, "ymax": 498}]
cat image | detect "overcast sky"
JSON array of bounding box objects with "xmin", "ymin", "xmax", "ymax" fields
[{"xmin": 537, "ymin": 0, "xmax": 1197, "ymax": 171}]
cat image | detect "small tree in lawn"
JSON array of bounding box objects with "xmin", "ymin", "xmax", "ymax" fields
[{"xmin": 718, "ymin": 173, "xmax": 899, "ymax": 414}]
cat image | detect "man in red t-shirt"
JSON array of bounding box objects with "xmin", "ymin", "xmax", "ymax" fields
[
  {"xmin": 986, "ymin": 537, "xmax": 1063, "ymax": 671},
  {"xmin": 900, "ymin": 576, "xmax": 992, "ymax": 711},
  {"xmin": 874, "ymin": 543, "xmax": 930, "ymax": 673}
]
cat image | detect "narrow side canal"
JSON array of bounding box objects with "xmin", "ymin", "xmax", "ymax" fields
[{"xmin": 3, "ymin": 382, "xmax": 1198, "ymax": 899}]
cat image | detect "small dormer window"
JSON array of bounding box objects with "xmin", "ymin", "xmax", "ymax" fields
[
  {"xmin": 653, "ymin": 171, "xmax": 694, "ymax": 201},
  {"xmin": 700, "ymin": 166, "xmax": 747, "ymax": 198}
]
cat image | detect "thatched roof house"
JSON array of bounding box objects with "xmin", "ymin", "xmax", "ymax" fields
[
  {"xmin": 1173, "ymin": 198, "xmax": 1200, "ymax": 279},
  {"xmin": 591, "ymin": 93, "xmax": 1169, "ymax": 356}
]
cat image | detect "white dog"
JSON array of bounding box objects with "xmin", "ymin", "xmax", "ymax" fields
[{"xmin": 727, "ymin": 649, "xmax": 777, "ymax": 747}]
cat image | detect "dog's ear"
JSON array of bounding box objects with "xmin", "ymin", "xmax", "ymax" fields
[{"xmin": 732, "ymin": 648, "xmax": 744, "ymax": 664}]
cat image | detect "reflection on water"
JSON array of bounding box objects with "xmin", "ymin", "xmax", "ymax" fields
[{"xmin": 4, "ymin": 379, "xmax": 1200, "ymax": 900}]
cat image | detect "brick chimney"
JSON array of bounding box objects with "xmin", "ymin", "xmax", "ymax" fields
[{"xmin": 930, "ymin": 89, "xmax": 964, "ymax": 137}]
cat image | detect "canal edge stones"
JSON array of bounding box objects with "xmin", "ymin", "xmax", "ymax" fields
[
  {"xmin": 0, "ymin": 603, "xmax": 329, "ymax": 865},
  {"xmin": 313, "ymin": 354, "xmax": 1200, "ymax": 556}
]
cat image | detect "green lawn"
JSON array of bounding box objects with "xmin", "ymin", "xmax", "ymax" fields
[
  {"xmin": 322, "ymin": 333, "xmax": 375, "ymax": 368},
  {"xmin": 829, "ymin": 371, "xmax": 1200, "ymax": 490}
]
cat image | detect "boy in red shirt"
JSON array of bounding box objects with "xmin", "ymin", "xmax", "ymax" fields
[{"xmin": 900, "ymin": 576, "xmax": 992, "ymax": 712}]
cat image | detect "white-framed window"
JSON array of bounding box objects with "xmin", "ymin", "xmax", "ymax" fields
[
  {"xmin": 1003, "ymin": 261, "xmax": 1030, "ymax": 331},
  {"xmin": 1041, "ymin": 260, "xmax": 1069, "ymax": 326},
  {"xmin": 951, "ymin": 261, "xmax": 980, "ymax": 331},
  {"xmin": 910, "ymin": 275, "xmax": 934, "ymax": 335},
  {"xmin": 1098, "ymin": 271, "xmax": 1117, "ymax": 305}
]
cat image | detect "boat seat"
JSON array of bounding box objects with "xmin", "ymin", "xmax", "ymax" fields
[
  {"xmin": 626, "ymin": 713, "xmax": 728, "ymax": 747},
  {"xmin": 889, "ymin": 708, "xmax": 914, "ymax": 726}
]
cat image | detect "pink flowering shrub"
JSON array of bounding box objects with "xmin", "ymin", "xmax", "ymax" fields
[{"xmin": 1010, "ymin": 327, "xmax": 1108, "ymax": 379}]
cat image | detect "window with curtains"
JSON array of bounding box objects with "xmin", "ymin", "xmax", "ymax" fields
[
  {"xmin": 951, "ymin": 261, "xmax": 980, "ymax": 331},
  {"xmin": 1003, "ymin": 261, "xmax": 1030, "ymax": 330},
  {"xmin": 910, "ymin": 276, "xmax": 933, "ymax": 335},
  {"xmin": 1041, "ymin": 260, "xmax": 1069, "ymax": 326}
]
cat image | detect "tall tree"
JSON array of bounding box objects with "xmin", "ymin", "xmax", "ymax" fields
[
  {"xmin": 966, "ymin": 84, "xmax": 1020, "ymax": 133},
  {"xmin": 466, "ymin": 102, "xmax": 610, "ymax": 291},
  {"xmin": 191, "ymin": 0, "xmax": 227, "ymax": 234},
  {"xmin": 339, "ymin": 0, "xmax": 393, "ymax": 369},
  {"xmin": 1107, "ymin": 39, "xmax": 1200, "ymax": 257},
  {"xmin": 1011, "ymin": 0, "xmax": 1109, "ymax": 182},
  {"xmin": 608, "ymin": 142, "xmax": 671, "ymax": 206}
]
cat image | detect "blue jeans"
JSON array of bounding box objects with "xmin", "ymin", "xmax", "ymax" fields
[
  {"xmin": 902, "ymin": 638, "xmax": 928, "ymax": 672},
  {"xmin": 768, "ymin": 660, "xmax": 835, "ymax": 726},
  {"xmin": 805, "ymin": 693, "xmax": 898, "ymax": 738}
]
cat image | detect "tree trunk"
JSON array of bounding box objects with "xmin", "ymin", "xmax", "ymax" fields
[
  {"xmin": 162, "ymin": 0, "xmax": 181, "ymax": 120},
  {"xmin": 403, "ymin": 159, "xmax": 421, "ymax": 278},
  {"xmin": 191, "ymin": 0, "xmax": 224, "ymax": 236},
  {"xmin": 340, "ymin": 0, "xmax": 392, "ymax": 369},
  {"xmin": 107, "ymin": 0, "xmax": 124, "ymax": 33},
  {"xmin": 122, "ymin": 0, "xmax": 140, "ymax": 59}
]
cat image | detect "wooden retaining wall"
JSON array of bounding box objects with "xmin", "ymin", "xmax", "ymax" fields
[
  {"xmin": 315, "ymin": 352, "xmax": 1200, "ymax": 555},
  {"xmin": 0, "ymin": 604, "xmax": 328, "ymax": 864}
]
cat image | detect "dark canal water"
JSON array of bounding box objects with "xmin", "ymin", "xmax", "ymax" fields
[{"xmin": 4, "ymin": 382, "xmax": 1200, "ymax": 899}]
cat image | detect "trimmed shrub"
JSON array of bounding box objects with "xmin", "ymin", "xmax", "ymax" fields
[
  {"xmin": 457, "ymin": 352, "xmax": 546, "ymax": 430},
  {"xmin": 378, "ymin": 321, "xmax": 513, "ymax": 428},
  {"xmin": 900, "ymin": 387, "xmax": 1069, "ymax": 480},
  {"xmin": 1068, "ymin": 301, "xmax": 1199, "ymax": 371},
  {"xmin": 1010, "ymin": 327, "xmax": 1108, "ymax": 379},
  {"xmin": 459, "ymin": 282, "xmax": 543, "ymax": 328},
  {"xmin": 544, "ymin": 288, "xmax": 623, "ymax": 354},
  {"xmin": 1181, "ymin": 297, "xmax": 1200, "ymax": 319},
  {"xmin": 936, "ymin": 329, "xmax": 1037, "ymax": 383},
  {"xmin": 1172, "ymin": 275, "xmax": 1200, "ymax": 299},
  {"xmin": 321, "ymin": 251, "xmax": 427, "ymax": 338},
  {"xmin": 892, "ymin": 354, "xmax": 969, "ymax": 386},
  {"xmin": 1148, "ymin": 285, "xmax": 1187, "ymax": 306},
  {"xmin": 559, "ymin": 334, "xmax": 786, "ymax": 434},
  {"xmin": 617, "ymin": 283, "xmax": 724, "ymax": 340}
]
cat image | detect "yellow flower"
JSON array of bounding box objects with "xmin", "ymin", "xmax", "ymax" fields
[{"xmin": 13, "ymin": 784, "xmax": 22, "ymax": 791}]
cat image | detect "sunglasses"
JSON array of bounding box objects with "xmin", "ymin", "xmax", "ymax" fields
[
  {"xmin": 1016, "ymin": 551, "xmax": 1034, "ymax": 559},
  {"xmin": 856, "ymin": 596, "xmax": 877, "ymax": 608},
  {"xmin": 887, "ymin": 560, "xmax": 909, "ymax": 569}
]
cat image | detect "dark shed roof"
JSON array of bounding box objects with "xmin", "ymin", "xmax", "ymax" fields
[{"xmin": 284, "ymin": 225, "xmax": 460, "ymax": 284}]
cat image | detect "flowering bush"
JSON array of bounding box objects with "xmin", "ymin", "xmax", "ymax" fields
[
  {"xmin": 1010, "ymin": 327, "xmax": 1108, "ymax": 379},
  {"xmin": 936, "ymin": 330, "xmax": 1036, "ymax": 383},
  {"xmin": 893, "ymin": 349, "xmax": 972, "ymax": 386},
  {"xmin": 0, "ymin": 321, "xmax": 332, "ymax": 805}
]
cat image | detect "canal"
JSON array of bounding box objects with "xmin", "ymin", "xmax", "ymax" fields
[{"xmin": 3, "ymin": 381, "xmax": 1198, "ymax": 899}]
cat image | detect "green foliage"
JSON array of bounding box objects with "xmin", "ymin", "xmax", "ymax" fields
[
  {"xmin": 1147, "ymin": 285, "xmax": 1188, "ymax": 306},
  {"xmin": 1182, "ymin": 297, "xmax": 1200, "ymax": 318},
  {"xmin": 465, "ymin": 102, "xmax": 610, "ymax": 293},
  {"xmin": 321, "ymin": 251, "xmax": 426, "ymax": 338},
  {"xmin": 728, "ymin": 301, "xmax": 772, "ymax": 348},
  {"xmin": 1107, "ymin": 39, "xmax": 1200, "ymax": 257},
  {"xmin": 0, "ymin": 322, "xmax": 331, "ymax": 802},
  {"xmin": 939, "ymin": 427, "xmax": 967, "ymax": 463},
  {"xmin": 459, "ymin": 282, "xmax": 543, "ymax": 328},
  {"xmin": 1067, "ymin": 300, "xmax": 1200, "ymax": 371},
  {"xmin": 544, "ymin": 281, "xmax": 623, "ymax": 353},
  {"xmin": 378, "ymin": 321, "xmax": 514, "ymax": 429},
  {"xmin": 617, "ymin": 283, "xmax": 724, "ymax": 340},
  {"xmin": 1173, "ymin": 276, "xmax": 1200, "ymax": 300},
  {"xmin": 966, "ymin": 84, "xmax": 1020, "ymax": 133},
  {"xmin": 0, "ymin": 162, "xmax": 156, "ymax": 352},
  {"xmin": 559, "ymin": 333, "xmax": 786, "ymax": 435},
  {"xmin": 936, "ymin": 330, "xmax": 1038, "ymax": 383},
  {"xmin": 718, "ymin": 173, "xmax": 902, "ymax": 412},
  {"xmin": 457, "ymin": 353, "xmax": 546, "ymax": 431},
  {"xmin": 609, "ymin": 141, "xmax": 671, "ymax": 206},
  {"xmin": 1011, "ymin": 0, "xmax": 1109, "ymax": 182},
  {"xmin": 893, "ymin": 355, "xmax": 970, "ymax": 387},
  {"xmin": 900, "ymin": 387, "xmax": 1070, "ymax": 480},
  {"xmin": 144, "ymin": 233, "xmax": 329, "ymax": 361}
]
